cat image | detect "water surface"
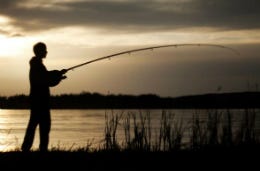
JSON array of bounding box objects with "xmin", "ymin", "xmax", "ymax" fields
[{"xmin": 0, "ymin": 109, "xmax": 259, "ymax": 151}]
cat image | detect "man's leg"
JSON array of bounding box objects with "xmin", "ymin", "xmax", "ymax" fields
[
  {"xmin": 21, "ymin": 112, "xmax": 38, "ymax": 152},
  {"xmin": 39, "ymin": 110, "xmax": 51, "ymax": 152}
]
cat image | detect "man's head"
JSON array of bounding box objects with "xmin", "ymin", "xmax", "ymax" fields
[{"xmin": 33, "ymin": 42, "xmax": 47, "ymax": 58}]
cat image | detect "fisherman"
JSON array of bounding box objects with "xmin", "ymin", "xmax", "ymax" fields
[{"xmin": 21, "ymin": 42, "xmax": 67, "ymax": 152}]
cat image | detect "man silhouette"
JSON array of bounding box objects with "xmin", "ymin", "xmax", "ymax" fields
[{"xmin": 22, "ymin": 42, "xmax": 67, "ymax": 152}]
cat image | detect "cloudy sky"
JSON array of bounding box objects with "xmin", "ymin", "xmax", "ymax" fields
[{"xmin": 0, "ymin": 0, "xmax": 260, "ymax": 97}]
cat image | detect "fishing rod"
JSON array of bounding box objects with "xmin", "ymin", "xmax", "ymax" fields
[{"xmin": 66, "ymin": 43, "xmax": 240, "ymax": 72}]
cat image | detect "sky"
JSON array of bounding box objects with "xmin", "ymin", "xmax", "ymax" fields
[{"xmin": 0, "ymin": 0, "xmax": 260, "ymax": 97}]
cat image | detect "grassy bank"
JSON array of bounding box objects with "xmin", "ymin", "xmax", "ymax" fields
[{"xmin": 1, "ymin": 145, "xmax": 259, "ymax": 170}]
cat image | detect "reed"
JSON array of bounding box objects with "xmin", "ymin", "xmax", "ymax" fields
[
  {"xmin": 102, "ymin": 108, "xmax": 259, "ymax": 152},
  {"xmin": 234, "ymin": 108, "xmax": 257, "ymax": 145},
  {"xmin": 158, "ymin": 110, "xmax": 186, "ymax": 151},
  {"xmin": 121, "ymin": 110, "xmax": 152, "ymax": 151},
  {"xmin": 221, "ymin": 109, "xmax": 233, "ymax": 146},
  {"xmin": 189, "ymin": 110, "xmax": 208, "ymax": 149},
  {"xmin": 103, "ymin": 110, "xmax": 123, "ymax": 150}
]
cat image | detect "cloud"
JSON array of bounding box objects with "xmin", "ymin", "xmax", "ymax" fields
[
  {"xmin": 1, "ymin": 0, "xmax": 260, "ymax": 33},
  {"xmin": 0, "ymin": 28, "xmax": 24, "ymax": 37}
]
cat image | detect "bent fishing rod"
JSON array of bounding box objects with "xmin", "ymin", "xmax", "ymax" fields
[{"xmin": 65, "ymin": 43, "xmax": 240, "ymax": 72}]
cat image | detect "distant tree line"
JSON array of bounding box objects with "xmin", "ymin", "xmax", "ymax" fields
[
  {"xmin": 1, "ymin": 91, "xmax": 260, "ymax": 109},
  {"xmin": 0, "ymin": 92, "xmax": 173, "ymax": 109}
]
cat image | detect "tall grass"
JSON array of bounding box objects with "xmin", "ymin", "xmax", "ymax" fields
[
  {"xmin": 103, "ymin": 110, "xmax": 123, "ymax": 150},
  {"xmin": 235, "ymin": 109, "xmax": 257, "ymax": 145},
  {"xmin": 101, "ymin": 109, "xmax": 259, "ymax": 152},
  {"xmin": 158, "ymin": 110, "xmax": 186, "ymax": 151},
  {"xmin": 123, "ymin": 111, "xmax": 152, "ymax": 151}
]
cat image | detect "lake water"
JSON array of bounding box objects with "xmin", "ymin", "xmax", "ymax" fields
[{"xmin": 0, "ymin": 109, "xmax": 259, "ymax": 151}]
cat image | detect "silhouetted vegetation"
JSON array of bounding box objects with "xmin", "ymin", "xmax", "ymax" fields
[
  {"xmin": 1, "ymin": 91, "xmax": 260, "ymax": 109},
  {"xmin": 101, "ymin": 109, "xmax": 259, "ymax": 152}
]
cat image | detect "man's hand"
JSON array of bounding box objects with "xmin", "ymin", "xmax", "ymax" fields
[
  {"xmin": 59, "ymin": 69, "xmax": 67, "ymax": 80},
  {"xmin": 49, "ymin": 70, "xmax": 67, "ymax": 87}
]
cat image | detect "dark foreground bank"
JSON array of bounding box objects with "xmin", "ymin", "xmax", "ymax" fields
[{"xmin": 1, "ymin": 145, "xmax": 259, "ymax": 170}]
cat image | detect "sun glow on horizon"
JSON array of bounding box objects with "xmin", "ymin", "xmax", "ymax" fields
[
  {"xmin": 0, "ymin": 37, "xmax": 33, "ymax": 58},
  {"xmin": 0, "ymin": 15, "xmax": 11, "ymax": 25},
  {"xmin": 0, "ymin": 14, "xmax": 33, "ymax": 58}
]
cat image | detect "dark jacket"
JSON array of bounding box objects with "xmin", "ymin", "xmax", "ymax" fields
[
  {"xmin": 29, "ymin": 56, "xmax": 51, "ymax": 109},
  {"xmin": 29, "ymin": 56, "xmax": 64, "ymax": 110}
]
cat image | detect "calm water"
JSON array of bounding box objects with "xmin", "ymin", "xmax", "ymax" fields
[{"xmin": 0, "ymin": 109, "xmax": 259, "ymax": 151}]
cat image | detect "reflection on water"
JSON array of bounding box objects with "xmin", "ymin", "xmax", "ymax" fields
[{"xmin": 0, "ymin": 109, "xmax": 259, "ymax": 151}]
